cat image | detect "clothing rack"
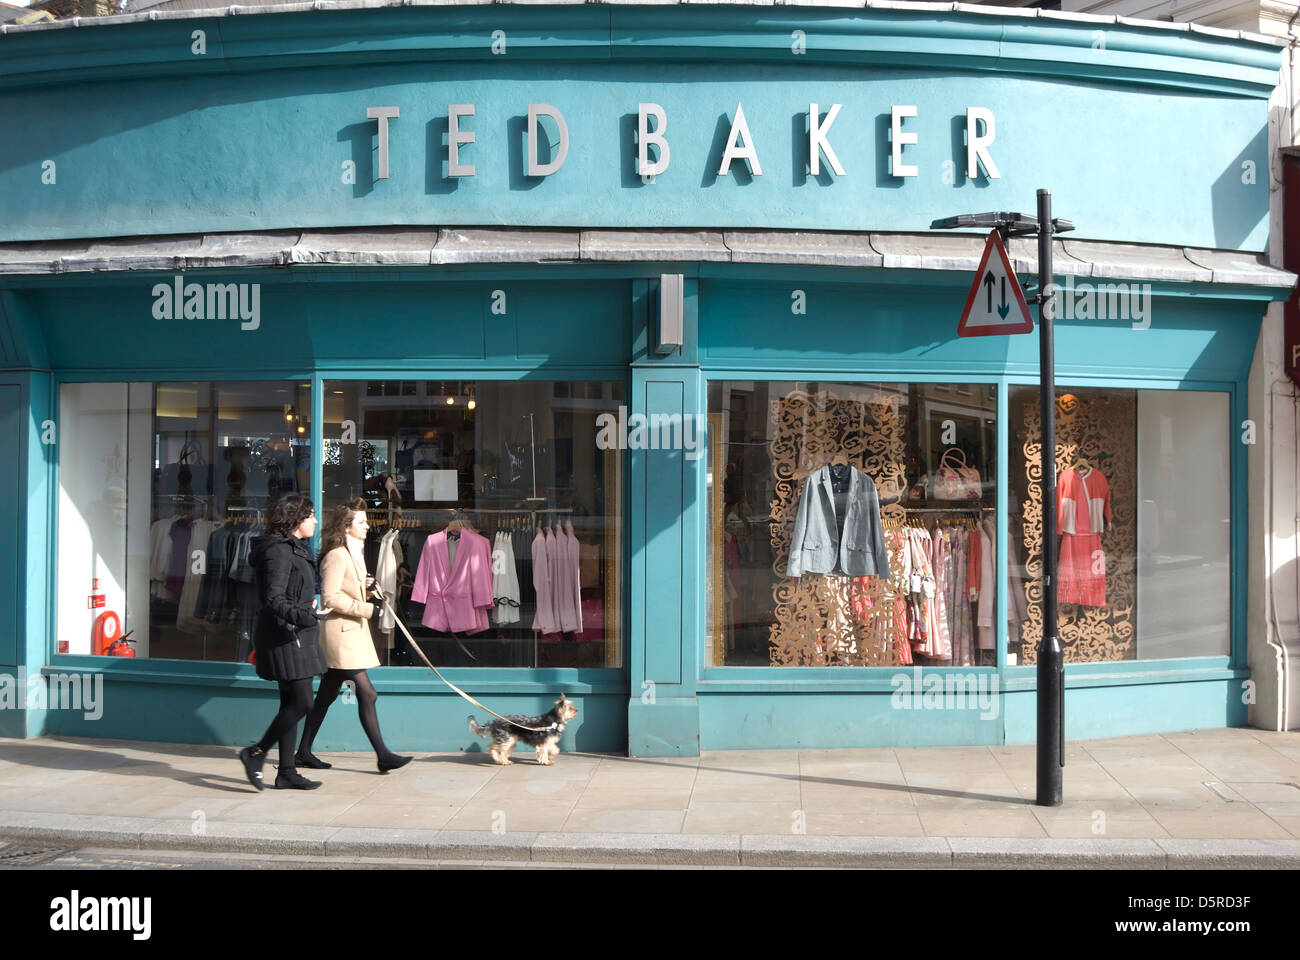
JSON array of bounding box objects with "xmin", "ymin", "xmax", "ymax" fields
[
  {"xmin": 370, "ymin": 503, "xmax": 589, "ymax": 669},
  {"xmin": 905, "ymin": 506, "xmax": 996, "ymax": 513},
  {"xmin": 373, "ymin": 506, "xmax": 575, "ymax": 529},
  {"xmin": 397, "ymin": 507, "xmax": 574, "ymax": 516},
  {"xmin": 224, "ymin": 507, "xmax": 263, "ymax": 525}
]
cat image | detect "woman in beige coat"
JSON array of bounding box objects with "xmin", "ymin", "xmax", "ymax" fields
[{"xmin": 295, "ymin": 498, "xmax": 411, "ymax": 774}]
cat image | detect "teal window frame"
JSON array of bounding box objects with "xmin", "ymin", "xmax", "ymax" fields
[
  {"xmin": 697, "ymin": 371, "xmax": 1247, "ymax": 696},
  {"xmin": 45, "ymin": 368, "xmax": 633, "ymax": 700}
]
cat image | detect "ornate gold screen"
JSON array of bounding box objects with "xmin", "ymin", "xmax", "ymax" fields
[
  {"xmin": 766, "ymin": 389, "xmax": 908, "ymax": 666},
  {"xmin": 1018, "ymin": 391, "xmax": 1136, "ymax": 663}
]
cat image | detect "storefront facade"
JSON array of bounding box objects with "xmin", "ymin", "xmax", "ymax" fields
[{"xmin": 0, "ymin": 1, "xmax": 1293, "ymax": 754}]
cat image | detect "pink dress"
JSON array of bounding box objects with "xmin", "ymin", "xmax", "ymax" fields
[
  {"xmin": 1057, "ymin": 467, "xmax": 1111, "ymax": 607},
  {"xmin": 531, "ymin": 529, "xmax": 557, "ymax": 634}
]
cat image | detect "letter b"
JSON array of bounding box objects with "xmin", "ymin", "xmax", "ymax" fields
[{"xmin": 638, "ymin": 103, "xmax": 670, "ymax": 178}]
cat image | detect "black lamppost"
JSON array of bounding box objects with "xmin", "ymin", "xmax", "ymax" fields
[{"xmin": 932, "ymin": 190, "xmax": 1074, "ymax": 806}]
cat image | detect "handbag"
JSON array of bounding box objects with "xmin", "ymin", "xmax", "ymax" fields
[
  {"xmin": 161, "ymin": 440, "xmax": 213, "ymax": 497},
  {"xmin": 933, "ymin": 448, "xmax": 982, "ymax": 501},
  {"xmin": 500, "ymin": 419, "xmax": 528, "ymax": 492},
  {"xmin": 500, "ymin": 416, "xmax": 553, "ymax": 497}
]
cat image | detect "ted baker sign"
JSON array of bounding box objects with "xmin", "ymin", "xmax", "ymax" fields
[{"xmin": 362, "ymin": 102, "xmax": 1001, "ymax": 181}]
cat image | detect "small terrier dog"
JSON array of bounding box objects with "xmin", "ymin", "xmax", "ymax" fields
[{"xmin": 468, "ymin": 694, "xmax": 578, "ymax": 765}]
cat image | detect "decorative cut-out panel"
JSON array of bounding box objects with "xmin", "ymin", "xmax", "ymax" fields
[
  {"xmin": 766, "ymin": 389, "xmax": 909, "ymax": 666},
  {"xmin": 1017, "ymin": 391, "xmax": 1137, "ymax": 663}
]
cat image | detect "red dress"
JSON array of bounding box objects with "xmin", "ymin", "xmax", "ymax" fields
[{"xmin": 1057, "ymin": 467, "xmax": 1111, "ymax": 606}]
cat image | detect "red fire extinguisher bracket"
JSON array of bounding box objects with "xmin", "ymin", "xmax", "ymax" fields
[{"xmin": 93, "ymin": 610, "xmax": 122, "ymax": 656}]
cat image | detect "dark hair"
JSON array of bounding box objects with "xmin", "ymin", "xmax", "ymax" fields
[
  {"xmin": 322, "ymin": 497, "xmax": 368, "ymax": 555},
  {"xmin": 266, "ymin": 493, "xmax": 316, "ymax": 538}
]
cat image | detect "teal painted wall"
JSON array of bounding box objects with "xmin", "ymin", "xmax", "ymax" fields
[
  {"xmin": 0, "ymin": 0, "xmax": 1286, "ymax": 752},
  {"xmin": 0, "ymin": 8, "xmax": 1279, "ymax": 248},
  {"xmin": 1002, "ymin": 673, "xmax": 1250, "ymax": 743},
  {"xmin": 0, "ymin": 372, "xmax": 53, "ymax": 739},
  {"xmin": 699, "ymin": 277, "xmax": 1265, "ymax": 384},
  {"xmin": 27, "ymin": 277, "xmax": 632, "ymax": 377},
  {"xmin": 687, "ymin": 274, "xmax": 1268, "ymax": 750},
  {"xmin": 699, "ymin": 687, "xmax": 1004, "ymax": 749},
  {"xmin": 2, "ymin": 267, "xmax": 1280, "ymax": 752},
  {"xmin": 0, "ymin": 385, "xmax": 19, "ymax": 671},
  {"xmin": 39, "ymin": 665, "xmax": 626, "ymax": 753},
  {"xmin": 10, "ymin": 274, "xmax": 633, "ymax": 751},
  {"xmin": 0, "ymin": 289, "xmax": 53, "ymax": 737}
]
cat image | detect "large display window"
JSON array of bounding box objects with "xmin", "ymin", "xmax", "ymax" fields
[
  {"xmin": 57, "ymin": 380, "xmax": 312, "ymax": 661},
  {"xmin": 322, "ymin": 379, "xmax": 624, "ymax": 669},
  {"xmin": 706, "ymin": 381, "xmax": 1000, "ymax": 667},
  {"xmin": 1009, "ymin": 386, "xmax": 1231, "ymax": 664},
  {"xmin": 55, "ymin": 377, "xmax": 625, "ymax": 670}
]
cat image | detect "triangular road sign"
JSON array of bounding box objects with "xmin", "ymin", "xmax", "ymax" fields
[{"xmin": 957, "ymin": 230, "xmax": 1034, "ymax": 337}]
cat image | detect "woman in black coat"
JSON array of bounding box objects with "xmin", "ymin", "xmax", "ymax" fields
[{"xmin": 238, "ymin": 494, "xmax": 328, "ymax": 791}]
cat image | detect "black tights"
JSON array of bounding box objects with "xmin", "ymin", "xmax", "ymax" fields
[
  {"xmin": 255, "ymin": 678, "xmax": 314, "ymax": 770},
  {"xmin": 299, "ymin": 669, "xmax": 395, "ymax": 762}
]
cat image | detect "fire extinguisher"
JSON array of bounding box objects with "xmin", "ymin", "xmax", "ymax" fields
[{"xmin": 106, "ymin": 630, "xmax": 136, "ymax": 658}]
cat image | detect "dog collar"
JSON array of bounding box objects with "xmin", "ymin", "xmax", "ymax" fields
[{"xmin": 548, "ymin": 722, "xmax": 559, "ymax": 731}]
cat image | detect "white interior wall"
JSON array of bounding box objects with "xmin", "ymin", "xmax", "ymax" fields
[
  {"xmin": 1136, "ymin": 391, "xmax": 1231, "ymax": 658},
  {"xmin": 56, "ymin": 383, "xmax": 129, "ymax": 656}
]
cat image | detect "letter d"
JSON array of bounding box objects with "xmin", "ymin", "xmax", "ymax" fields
[{"xmin": 527, "ymin": 104, "xmax": 569, "ymax": 177}]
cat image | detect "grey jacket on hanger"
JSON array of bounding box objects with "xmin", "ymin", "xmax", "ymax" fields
[{"xmin": 786, "ymin": 464, "xmax": 890, "ymax": 578}]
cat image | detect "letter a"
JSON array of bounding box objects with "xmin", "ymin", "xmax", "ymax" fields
[{"xmin": 718, "ymin": 103, "xmax": 762, "ymax": 176}]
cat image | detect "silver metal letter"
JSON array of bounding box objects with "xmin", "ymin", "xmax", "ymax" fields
[
  {"xmin": 890, "ymin": 105, "xmax": 918, "ymax": 178},
  {"xmin": 809, "ymin": 103, "xmax": 845, "ymax": 177},
  {"xmin": 366, "ymin": 106, "xmax": 400, "ymax": 180},
  {"xmin": 527, "ymin": 104, "xmax": 569, "ymax": 177},
  {"xmin": 448, "ymin": 104, "xmax": 476, "ymax": 178},
  {"xmin": 966, "ymin": 107, "xmax": 1000, "ymax": 180},
  {"xmin": 638, "ymin": 103, "xmax": 670, "ymax": 178},
  {"xmin": 718, "ymin": 103, "xmax": 762, "ymax": 177}
]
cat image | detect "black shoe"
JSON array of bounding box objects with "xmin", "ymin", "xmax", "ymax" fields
[
  {"xmin": 275, "ymin": 769, "xmax": 322, "ymax": 790},
  {"xmin": 377, "ymin": 754, "xmax": 412, "ymax": 774},
  {"xmin": 238, "ymin": 746, "xmax": 266, "ymax": 791},
  {"xmin": 295, "ymin": 751, "xmax": 332, "ymax": 770}
]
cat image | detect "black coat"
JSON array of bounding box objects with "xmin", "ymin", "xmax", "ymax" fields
[{"xmin": 249, "ymin": 535, "xmax": 326, "ymax": 681}]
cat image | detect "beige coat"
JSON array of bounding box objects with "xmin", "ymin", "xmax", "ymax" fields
[{"xmin": 319, "ymin": 545, "xmax": 380, "ymax": 670}]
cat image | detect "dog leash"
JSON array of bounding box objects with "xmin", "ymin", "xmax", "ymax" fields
[{"xmin": 371, "ymin": 588, "xmax": 551, "ymax": 734}]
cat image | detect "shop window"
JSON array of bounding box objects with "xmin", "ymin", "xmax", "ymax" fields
[
  {"xmin": 1009, "ymin": 387, "xmax": 1230, "ymax": 664},
  {"xmin": 56, "ymin": 380, "xmax": 311, "ymax": 662},
  {"xmin": 706, "ymin": 381, "xmax": 998, "ymax": 667},
  {"xmin": 322, "ymin": 379, "xmax": 624, "ymax": 669}
]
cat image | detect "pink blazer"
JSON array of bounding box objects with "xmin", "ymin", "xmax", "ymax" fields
[{"xmin": 411, "ymin": 529, "xmax": 494, "ymax": 635}]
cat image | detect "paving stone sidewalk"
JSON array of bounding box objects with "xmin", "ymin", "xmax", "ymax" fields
[{"xmin": 3, "ymin": 727, "xmax": 1300, "ymax": 868}]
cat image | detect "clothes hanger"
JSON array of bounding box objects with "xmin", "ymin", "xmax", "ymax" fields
[
  {"xmin": 831, "ymin": 452, "xmax": 849, "ymax": 467},
  {"xmin": 1074, "ymin": 455, "xmax": 1091, "ymax": 471}
]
